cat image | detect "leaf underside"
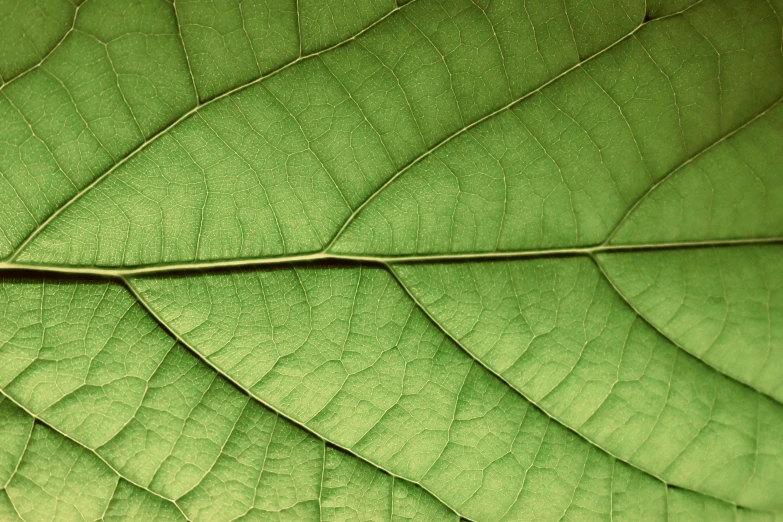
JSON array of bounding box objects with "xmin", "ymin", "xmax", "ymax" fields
[{"xmin": 0, "ymin": 0, "xmax": 782, "ymax": 520}]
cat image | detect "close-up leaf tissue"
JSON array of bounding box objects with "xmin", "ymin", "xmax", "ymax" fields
[{"xmin": 0, "ymin": 0, "xmax": 781, "ymax": 520}]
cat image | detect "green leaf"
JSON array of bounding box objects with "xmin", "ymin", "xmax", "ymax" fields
[
  {"xmin": 0, "ymin": 279, "xmax": 455, "ymax": 521},
  {"xmin": 0, "ymin": 0, "xmax": 76, "ymax": 84},
  {"xmin": 0, "ymin": 0, "xmax": 782, "ymax": 520},
  {"xmin": 391, "ymin": 256, "xmax": 783, "ymax": 509}
]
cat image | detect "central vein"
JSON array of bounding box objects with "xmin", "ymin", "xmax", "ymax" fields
[{"xmin": 0, "ymin": 237, "xmax": 780, "ymax": 279}]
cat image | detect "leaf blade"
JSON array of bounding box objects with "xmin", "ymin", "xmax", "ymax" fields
[
  {"xmin": 0, "ymin": 0, "xmax": 782, "ymax": 518},
  {"xmin": 0, "ymin": 277, "xmax": 454, "ymax": 521}
]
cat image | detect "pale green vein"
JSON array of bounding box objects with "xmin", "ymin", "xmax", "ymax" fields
[
  {"xmin": 0, "ymin": 389, "xmax": 192, "ymax": 521},
  {"xmin": 5, "ymin": 0, "xmax": 413, "ymax": 264},
  {"xmin": 591, "ymin": 253, "xmax": 783, "ymax": 405},
  {"xmin": 5, "ymin": 0, "xmax": 709, "ymax": 266},
  {"xmin": 0, "ymin": 1, "xmax": 80, "ymax": 90},
  {"xmin": 120, "ymin": 279, "xmax": 467, "ymax": 522},
  {"xmin": 384, "ymin": 261, "xmax": 775, "ymax": 511},
  {"xmin": 604, "ymin": 96, "xmax": 783, "ymax": 245},
  {"xmin": 2, "ymin": 237, "xmax": 781, "ymax": 278}
]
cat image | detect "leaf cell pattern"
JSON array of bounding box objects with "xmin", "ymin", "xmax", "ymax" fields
[{"xmin": 0, "ymin": 0, "xmax": 781, "ymax": 520}]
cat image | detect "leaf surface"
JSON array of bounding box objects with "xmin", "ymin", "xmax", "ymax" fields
[
  {"xmin": 0, "ymin": 0, "xmax": 782, "ymax": 520},
  {"xmin": 0, "ymin": 278, "xmax": 455, "ymax": 521}
]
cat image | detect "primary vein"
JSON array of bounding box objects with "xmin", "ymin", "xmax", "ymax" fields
[{"xmin": 0, "ymin": 237, "xmax": 780, "ymax": 278}]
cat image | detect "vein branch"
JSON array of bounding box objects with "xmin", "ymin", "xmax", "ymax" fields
[
  {"xmin": 5, "ymin": 0, "xmax": 411, "ymax": 263},
  {"xmin": 384, "ymin": 264, "xmax": 765, "ymax": 512}
]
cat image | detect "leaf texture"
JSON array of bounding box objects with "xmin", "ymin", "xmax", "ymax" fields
[
  {"xmin": 0, "ymin": 0, "xmax": 781, "ymax": 520},
  {"xmin": 0, "ymin": 279, "xmax": 456, "ymax": 521}
]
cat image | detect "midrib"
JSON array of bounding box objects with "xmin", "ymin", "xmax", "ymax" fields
[{"xmin": 0, "ymin": 236, "xmax": 780, "ymax": 279}]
